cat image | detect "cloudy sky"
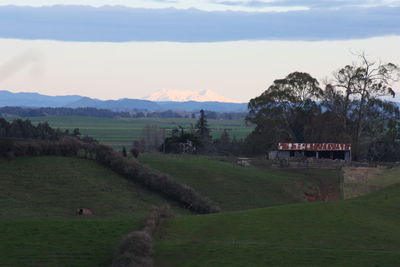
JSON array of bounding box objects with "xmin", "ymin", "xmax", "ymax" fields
[{"xmin": 0, "ymin": 0, "xmax": 399, "ymax": 102}]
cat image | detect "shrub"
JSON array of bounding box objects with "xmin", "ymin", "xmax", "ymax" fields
[
  {"xmin": 112, "ymin": 205, "xmax": 174, "ymax": 267},
  {"xmin": 130, "ymin": 147, "xmax": 139, "ymax": 158},
  {"xmin": 112, "ymin": 230, "xmax": 154, "ymax": 267}
]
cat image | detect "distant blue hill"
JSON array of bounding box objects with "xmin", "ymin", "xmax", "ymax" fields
[
  {"xmin": 0, "ymin": 90, "xmax": 82, "ymax": 107},
  {"xmin": 0, "ymin": 90, "xmax": 247, "ymax": 112}
]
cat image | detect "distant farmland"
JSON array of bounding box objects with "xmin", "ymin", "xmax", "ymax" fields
[{"xmin": 19, "ymin": 116, "xmax": 253, "ymax": 149}]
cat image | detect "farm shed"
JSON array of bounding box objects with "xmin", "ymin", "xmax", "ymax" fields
[{"xmin": 271, "ymin": 143, "xmax": 351, "ymax": 161}]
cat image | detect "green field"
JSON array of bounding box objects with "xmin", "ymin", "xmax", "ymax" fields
[
  {"xmin": 2, "ymin": 153, "xmax": 398, "ymax": 266},
  {"xmin": 155, "ymin": 170, "xmax": 400, "ymax": 266},
  {"xmin": 140, "ymin": 154, "xmax": 340, "ymax": 211},
  {"xmin": 19, "ymin": 116, "xmax": 253, "ymax": 150},
  {"xmin": 0, "ymin": 156, "xmax": 186, "ymax": 266}
]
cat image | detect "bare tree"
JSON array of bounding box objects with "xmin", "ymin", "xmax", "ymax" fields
[
  {"xmin": 140, "ymin": 124, "xmax": 166, "ymax": 152},
  {"xmin": 326, "ymin": 53, "xmax": 400, "ymax": 158}
]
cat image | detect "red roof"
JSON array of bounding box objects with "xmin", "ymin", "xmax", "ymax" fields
[{"xmin": 278, "ymin": 143, "xmax": 351, "ymax": 151}]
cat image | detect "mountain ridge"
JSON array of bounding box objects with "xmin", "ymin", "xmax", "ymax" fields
[{"xmin": 0, "ymin": 90, "xmax": 247, "ymax": 112}]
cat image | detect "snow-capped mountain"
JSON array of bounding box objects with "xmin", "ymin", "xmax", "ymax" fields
[{"xmin": 145, "ymin": 89, "xmax": 240, "ymax": 103}]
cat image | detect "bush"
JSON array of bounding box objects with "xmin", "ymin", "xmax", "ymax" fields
[
  {"xmin": 112, "ymin": 205, "xmax": 174, "ymax": 267},
  {"xmin": 112, "ymin": 230, "xmax": 154, "ymax": 267},
  {"xmin": 130, "ymin": 147, "xmax": 139, "ymax": 158}
]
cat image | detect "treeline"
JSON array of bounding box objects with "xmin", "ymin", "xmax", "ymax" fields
[
  {"xmin": 0, "ymin": 106, "xmax": 246, "ymax": 120},
  {"xmin": 0, "ymin": 106, "xmax": 132, "ymax": 118},
  {"xmin": 0, "ymin": 117, "xmax": 77, "ymax": 140},
  {"xmin": 0, "ymin": 118, "xmax": 219, "ymax": 214},
  {"xmin": 246, "ymin": 54, "xmax": 400, "ymax": 161}
]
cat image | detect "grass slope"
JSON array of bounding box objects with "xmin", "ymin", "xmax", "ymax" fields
[
  {"xmin": 20, "ymin": 116, "xmax": 252, "ymax": 149},
  {"xmin": 0, "ymin": 156, "xmax": 185, "ymax": 266},
  {"xmin": 155, "ymin": 178, "xmax": 400, "ymax": 266},
  {"xmin": 344, "ymin": 166, "xmax": 400, "ymax": 199},
  {"xmin": 140, "ymin": 154, "xmax": 339, "ymax": 211}
]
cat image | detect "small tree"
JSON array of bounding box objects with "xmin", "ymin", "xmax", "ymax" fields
[
  {"xmin": 215, "ymin": 129, "xmax": 231, "ymax": 155},
  {"xmin": 122, "ymin": 146, "xmax": 127, "ymax": 157},
  {"xmin": 195, "ymin": 109, "xmax": 213, "ymax": 152}
]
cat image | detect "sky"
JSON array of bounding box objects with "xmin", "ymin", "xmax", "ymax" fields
[{"xmin": 0, "ymin": 0, "xmax": 399, "ymax": 102}]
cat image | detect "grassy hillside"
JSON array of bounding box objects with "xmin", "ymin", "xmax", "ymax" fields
[
  {"xmin": 140, "ymin": 154, "xmax": 340, "ymax": 211},
  {"xmin": 17, "ymin": 116, "xmax": 252, "ymax": 149},
  {"xmin": 0, "ymin": 156, "xmax": 185, "ymax": 266},
  {"xmin": 343, "ymin": 166, "xmax": 400, "ymax": 199},
  {"xmin": 155, "ymin": 180, "xmax": 400, "ymax": 266}
]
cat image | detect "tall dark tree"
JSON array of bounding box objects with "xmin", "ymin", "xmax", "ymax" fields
[
  {"xmin": 122, "ymin": 146, "xmax": 127, "ymax": 157},
  {"xmin": 195, "ymin": 110, "xmax": 211, "ymax": 138},
  {"xmin": 246, "ymin": 72, "xmax": 322, "ymax": 152},
  {"xmin": 195, "ymin": 109, "xmax": 213, "ymax": 152}
]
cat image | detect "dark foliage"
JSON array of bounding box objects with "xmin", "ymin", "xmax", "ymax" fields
[
  {"xmin": 0, "ymin": 117, "xmax": 60, "ymax": 140},
  {"xmin": 160, "ymin": 126, "xmax": 201, "ymax": 154},
  {"xmin": 122, "ymin": 146, "xmax": 127, "ymax": 157},
  {"xmin": 130, "ymin": 146, "xmax": 140, "ymax": 158}
]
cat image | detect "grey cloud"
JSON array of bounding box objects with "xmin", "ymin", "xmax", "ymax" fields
[{"xmin": 0, "ymin": 5, "xmax": 399, "ymax": 42}]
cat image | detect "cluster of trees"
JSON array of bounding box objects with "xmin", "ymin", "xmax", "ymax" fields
[
  {"xmin": 0, "ymin": 118, "xmax": 219, "ymax": 213},
  {"xmin": 246, "ymin": 54, "xmax": 400, "ymax": 161},
  {"xmin": 160, "ymin": 110, "xmax": 212, "ymax": 154},
  {"xmin": 0, "ymin": 117, "xmax": 81, "ymax": 140},
  {"xmin": 160, "ymin": 110, "xmax": 244, "ymax": 155}
]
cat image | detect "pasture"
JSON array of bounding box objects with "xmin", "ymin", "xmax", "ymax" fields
[
  {"xmin": 20, "ymin": 116, "xmax": 253, "ymax": 150},
  {"xmin": 140, "ymin": 154, "xmax": 341, "ymax": 211},
  {"xmin": 155, "ymin": 173, "xmax": 400, "ymax": 266}
]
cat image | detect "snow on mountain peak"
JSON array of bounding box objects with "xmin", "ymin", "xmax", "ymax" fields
[{"xmin": 145, "ymin": 89, "xmax": 240, "ymax": 103}]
